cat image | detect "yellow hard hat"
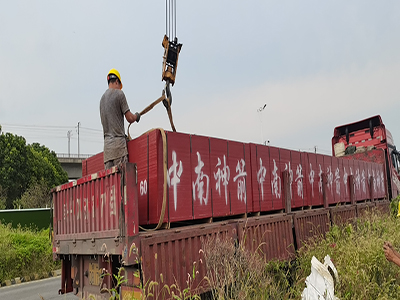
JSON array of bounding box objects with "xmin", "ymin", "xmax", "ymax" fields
[{"xmin": 107, "ymin": 68, "xmax": 123, "ymax": 89}]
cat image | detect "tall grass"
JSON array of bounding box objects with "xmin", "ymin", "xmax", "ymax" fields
[
  {"xmin": 294, "ymin": 208, "xmax": 400, "ymax": 299},
  {"xmin": 198, "ymin": 203, "xmax": 400, "ymax": 299},
  {"xmin": 2, "ymin": 204, "xmax": 395, "ymax": 299},
  {"xmin": 0, "ymin": 223, "xmax": 60, "ymax": 283}
]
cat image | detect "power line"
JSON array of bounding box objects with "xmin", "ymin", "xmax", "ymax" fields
[
  {"xmin": 1, "ymin": 123, "xmax": 73, "ymax": 130},
  {"xmin": 80, "ymin": 126, "xmax": 102, "ymax": 133},
  {"xmin": 1, "ymin": 123, "xmax": 102, "ymax": 132}
]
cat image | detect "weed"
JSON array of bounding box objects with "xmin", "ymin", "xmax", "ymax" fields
[{"xmin": 0, "ymin": 222, "xmax": 60, "ymax": 283}]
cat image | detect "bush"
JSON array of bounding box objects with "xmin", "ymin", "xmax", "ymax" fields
[{"xmin": 0, "ymin": 223, "xmax": 60, "ymax": 283}]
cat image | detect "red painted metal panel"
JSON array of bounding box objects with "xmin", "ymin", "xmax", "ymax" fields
[
  {"xmin": 190, "ymin": 135, "xmax": 212, "ymax": 220},
  {"xmin": 53, "ymin": 166, "xmax": 122, "ymax": 241},
  {"xmin": 301, "ymin": 153, "xmax": 311, "ymax": 207},
  {"xmin": 305, "ymin": 153, "xmax": 319, "ymax": 206},
  {"xmin": 349, "ymin": 159, "xmax": 360, "ymax": 201},
  {"xmin": 244, "ymin": 144, "xmax": 253, "ymax": 213},
  {"xmin": 323, "ymin": 155, "xmax": 335, "ymax": 205},
  {"xmin": 279, "ymin": 148, "xmax": 292, "ymax": 210},
  {"xmin": 293, "ymin": 209, "xmax": 330, "ymax": 249},
  {"xmin": 291, "ymin": 150, "xmax": 304, "ymax": 208},
  {"xmin": 124, "ymin": 163, "xmax": 140, "ymax": 238},
  {"xmin": 83, "ymin": 152, "xmax": 104, "ymax": 177},
  {"xmin": 228, "ymin": 141, "xmax": 248, "ymax": 215},
  {"xmin": 166, "ymin": 132, "xmax": 193, "ymax": 222},
  {"xmin": 341, "ymin": 158, "xmax": 351, "ymax": 203},
  {"xmin": 370, "ymin": 163, "xmax": 378, "ymax": 199},
  {"xmin": 365, "ymin": 160, "xmax": 373, "ymax": 200},
  {"xmin": 329, "ymin": 205, "xmax": 356, "ymax": 226},
  {"xmin": 331, "ymin": 156, "xmax": 341, "ymax": 204},
  {"xmin": 128, "ymin": 134, "xmax": 149, "ymax": 225},
  {"xmin": 375, "ymin": 163, "xmax": 386, "ymax": 199},
  {"xmin": 147, "ymin": 130, "xmax": 168, "ymax": 226},
  {"xmin": 367, "ymin": 162, "xmax": 377, "ymax": 199},
  {"xmin": 340, "ymin": 150, "xmax": 388, "ymax": 199},
  {"xmin": 359, "ymin": 161, "xmax": 368, "ymax": 201},
  {"xmin": 315, "ymin": 154, "xmax": 325, "ymax": 206},
  {"xmin": 140, "ymin": 222, "xmax": 237, "ymax": 295},
  {"xmin": 253, "ymin": 144, "xmax": 273, "ymax": 212},
  {"xmin": 369, "ymin": 162, "xmax": 376, "ymax": 199},
  {"xmin": 237, "ymin": 214, "xmax": 295, "ymax": 261},
  {"xmin": 356, "ymin": 160, "xmax": 364, "ymax": 202},
  {"xmin": 249, "ymin": 144, "xmax": 261, "ymax": 213},
  {"xmin": 82, "ymin": 160, "xmax": 87, "ymax": 178},
  {"xmin": 269, "ymin": 146, "xmax": 283, "ymax": 210},
  {"xmin": 209, "ymin": 138, "xmax": 230, "ymax": 217}
]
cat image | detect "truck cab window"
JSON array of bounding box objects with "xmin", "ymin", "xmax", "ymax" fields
[{"xmin": 392, "ymin": 152, "xmax": 400, "ymax": 175}]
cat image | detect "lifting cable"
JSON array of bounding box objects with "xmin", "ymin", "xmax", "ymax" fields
[
  {"xmin": 122, "ymin": 1, "xmax": 182, "ymax": 231},
  {"xmin": 166, "ymin": 0, "xmax": 177, "ymax": 40}
]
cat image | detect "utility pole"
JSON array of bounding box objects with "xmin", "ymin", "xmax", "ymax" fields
[
  {"xmin": 257, "ymin": 104, "xmax": 267, "ymax": 145},
  {"xmin": 77, "ymin": 122, "xmax": 80, "ymax": 157},
  {"xmin": 67, "ymin": 130, "xmax": 72, "ymax": 157}
]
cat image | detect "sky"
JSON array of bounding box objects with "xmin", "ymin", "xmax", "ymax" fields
[{"xmin": 0, "ymin": 1, "xmax": 399, "ymax": 157}]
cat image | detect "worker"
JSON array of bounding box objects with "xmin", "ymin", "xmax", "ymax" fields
[
  {"xmin": 383, "ymin": 241, "xmax": 400, "ymax": 267},
  {"xmin": 100, "ymin": 69, "xmax": 140, "ymax": 169}
]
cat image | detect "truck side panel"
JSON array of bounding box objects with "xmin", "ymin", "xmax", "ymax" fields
[
  {"xmin": 53, "ymin": 164, "xmax": 139, "ymax": 256},
  {"xmin": 191, "ymin": 135, "xmax": 213, "ymax": 219},
  {"xmin": 228, "ymin": 140, "xmax": 248, "ymax": 215},
  {"xmin": 166, "ymin": 131, "xmax": 193, "ymax": 222}
]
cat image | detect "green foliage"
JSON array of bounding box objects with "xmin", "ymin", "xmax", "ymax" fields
[
  {"xmin": 0, "ymin": 185, "xmax": 6, "ymax": 209},
  {"xmin": 29, "ymin": 143, "xmax": 68, "ymax": 190},
  {"xmin": 390, "ymin": 195, "xmax": 400, "ymax": 216},
  {"xmin": 17, "ymin": 180, "xmax": 52, "ymax": 209},
  {"xmin": 0, "ymin": 222, "xmax": 60, "ymax": 283},
  {"xmin": 294, "ymin": 210, "xmax": 400, "ymax": 300},
  {"xmin": 100, "ymin": 267, "xmax": 129, "ymax": 300},
  {"xmin": 0, "ymin": 132, "xmax": 31, "ymax": 207},
  {"xmin": 0, "ymin": 130, "xmax": 68, "ymax": 208}
]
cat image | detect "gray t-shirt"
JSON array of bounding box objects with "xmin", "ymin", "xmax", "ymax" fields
[{"xmin": 100, "ymin": 88, "xmax": 130, "ymax": 163}]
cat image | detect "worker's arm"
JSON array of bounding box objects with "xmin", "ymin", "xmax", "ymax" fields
[
  {"xmin": 384, "ymin": 241, "xmax": 400, "ymax": 267},
  {"xmin": 125, "ymin": 110, "xmax": 140, "ymax": 124}
]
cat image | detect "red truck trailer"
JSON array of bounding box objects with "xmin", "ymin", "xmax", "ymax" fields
[
  {"xmin": 332, "ymin": 115, "xmax": 400, "ymax": 200},
  {"xmin": 53, "ymin": 124, "xmax": 392, "ymax": 299}
]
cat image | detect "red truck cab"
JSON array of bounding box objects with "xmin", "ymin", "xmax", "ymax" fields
[{"xmin": 332, "ymin": 115, "xmax": 400, "ymax": 200}]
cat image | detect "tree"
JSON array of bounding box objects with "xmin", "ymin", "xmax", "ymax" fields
[
  {"xmin": 29, "ymin": 143, "xmax": 68, "ymax": 191},
  {"xmin": 0, "ymin": 130, "xmax": 69, "ymax": 208},
  {"xmin": 18, "ymin": 179, "xmax": 52, "ymax": 209},
  {"xmin": 0, "ymin": 132, "xmax": 32, "ymax": 208},
  {"xmin": 0, "ymin": 185, "xmax": 6, "ymax": 210}
]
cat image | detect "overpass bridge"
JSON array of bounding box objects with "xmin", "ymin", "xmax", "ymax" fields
[{"xmin": 57, "ymin": 153, "xmax": 92, "ymax": 180}]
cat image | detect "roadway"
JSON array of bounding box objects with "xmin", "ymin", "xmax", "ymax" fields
[{"xmin": 0, "ymin": 277, "xmax": 78, "ymax": 300}]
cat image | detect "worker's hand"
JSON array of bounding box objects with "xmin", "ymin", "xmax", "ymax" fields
[
  {"xmin": 135, "ymin": 112, "xmax": 141, "ymax": 123},
  {"xmin": 384, "ymin": 241, "xmax": 396, "ymax": 262}
]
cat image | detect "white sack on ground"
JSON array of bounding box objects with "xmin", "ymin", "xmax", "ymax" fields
[{"xmin": 301, "ymin": 255, "xmax": 339, "ymax": 300}]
